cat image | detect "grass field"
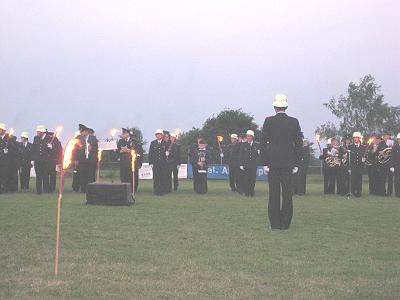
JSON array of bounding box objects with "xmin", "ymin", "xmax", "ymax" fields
[{"xmin": 1, "ymin": 176, "xmax": 399, "ymax": 299}]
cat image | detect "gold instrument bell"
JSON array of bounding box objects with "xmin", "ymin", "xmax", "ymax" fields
[{"xmin": 377, "ymin": 147, "xmax": 392, "ymax": 165}]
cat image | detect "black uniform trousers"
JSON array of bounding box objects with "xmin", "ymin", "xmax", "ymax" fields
[
  {"xmin": 337, "ymin": 167, "xmax": 349, "ymax": 196},
  {"xmin": 294, "ymin": 165, "xmax": 308, "ymax": 195},
  {"xmin": 367, "ymin": 166, "xmax": 378, "ymax": 195},
  {"xmin": 163, "ymin": 164, "xmax": 172, "ymax": 193},
  {"xmin": 268, "ymin": 168, "xmax": 293, "ymax": 230},
  {"xmin": 72, "ymin": 168, "xmax": 80, "ymax": 192},
  {"xmin": 242, "ymin": 167, "xmax": 257, "ymax": 197},
  {"xmin": 228, "ymin": 165, "xmax": 240, "ymax": 192},
  {"xmin": 79, "ymin": 161, "xmax": 96, "ymax": 193},
  {"xmin": 19, "ymin": 165, "xmax": 31, "ymax": 190},
  {"xmin": 49, "ymin": 161, "xmax": 57, "ymax": 193},
  {"xmin": 35, "ymin": 160, "xmax": 50, "ymax": 194},
  {"xmin": 323, "ymin": 167, "xmax": 337, "ymax": 194},
  {"xmin": 153, "ymin": 164, "xmax": 164, "ymax": 195},
  {"xmin": 377, "ymin": 167, "xmax": 393, "ymax": 196},
  {"xmin": 193, "ymin": 168, "xmax": 207, "ymax": 194},
  {"xmin": 0, "ymin": 163, "xmax": 8, "ymax": 193},
  {"xmin": 394, "ymin": 171, "xmax": 400, "ymax": 197},
  {"xmin": 172, "ymin": 165, "xmax": 179, "ymax": 191},
  {"xmin": 350, "ymin": 168, "xmax": 363, "ymax": 197},
  {"xmin": 120, "ymin": 163, "xmax": 139, "ymax": 192},
  {"xmin": 7, "ymin": 162, "xmax": 19, "ymax": 192}
]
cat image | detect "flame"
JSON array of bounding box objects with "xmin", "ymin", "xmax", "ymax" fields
[
  {"xmin": 62, "ymin": 138, "xmax": 79, "ymax": 169},
  {"xmin": 9, "ymin": 128, "xmax": 14, "ymax": 136},
  {"xmin": 55, "ymin": 126, "xmax": 63, "ymax": 138},
  {"xmin": 360, "ymin": 135, "xmax": 364, "ymax": 143},
  {"xmin": 98, "ymin": 148, "xmax": 103, "ymax": 161},
  {"xmin": 110, "ymin": 128, "xmax": 119, "ymax": 138},
  {"xmin": 315, "ymin": 133, "xmax": 320, "ymax": 143},
  {"xmin": 131, "ymin": 150, "xmax": 137, "ymax": 170},
  {"xmin": 217, "ymin": 135, "xmax": 224, "ymax": 142},
  {"xmin": 367, "ymin": 137, "xmax": 374, "ymax": 146},
  {"xmin": 174, "ymin": 128, "xmax": 182, "ymax": 138}
]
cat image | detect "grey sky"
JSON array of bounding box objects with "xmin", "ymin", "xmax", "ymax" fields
[{"xmin": 1, "ymin": 0, "xmax": 399, "ymax": 146}]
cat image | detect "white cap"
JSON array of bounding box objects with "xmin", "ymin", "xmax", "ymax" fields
[
  {"xmin": 327, "ymin": 138, "xmax": 332, "ymax": 145},
  {"xmin": 0, "ymin": 123, "xmax": 5, "ymax": 130},
  {"xmin": 246, "ymin": 130, "xmax": 255, "ymax": 137},
  {"xmin": 353, "ymin": 131, "xmax": 362, "ymax": 138},
  {"xmin": 397, "ymin": 133, "xmax": 400, "ymax": 139},
  {"xmin": 20, "ymin": 132, "xmax": 29, "ymax": 139},
  {"xmin": 273, "ymin": 94, "xmax": 288, "ymax": 108},
  {"xmin": 155, "ymin": 129, "xmax": 164, "ymax": 135},
  {"xmin": 230, "ymin": 134, "xmax": 238, "ymax": 139},
  {"xmin": 36, "ymin": 125, "xmax": 46, "ymax": 133}
]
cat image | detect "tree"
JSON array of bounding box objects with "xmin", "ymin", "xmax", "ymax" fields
[
  {"xmin": 316, "ymin": 74, "xmax": 400, "ymax": 139},
  {"xmin": 125, "ymin": 126, "xmax": 146, "ymax": 147}
]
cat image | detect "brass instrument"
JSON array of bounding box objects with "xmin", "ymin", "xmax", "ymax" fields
[
  {"xmin": 377, "ymin": 147, "xmax": 392, "ymax": 165},
  {"xmin": 325, "ymin": 146, "xmax": 341, "ymax": 167}
]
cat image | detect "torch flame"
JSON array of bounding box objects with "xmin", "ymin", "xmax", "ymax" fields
[
  {"xmin": 217, "ymin": 135, "xmax": 224, "ymax": 142},
  {"xmin": 131, "ymin": 150, "xmax": 137, "ymax": 170},
  {"xmin": 9, "ymin": 128, "xmax": 14, "ymax": 136},
  {"xmin": 62, "ymin": 138, "xmax": 79, "ymax": 170},
  {"xmin": 110, "ymin": 129, "xmax": 119, "ymax": 139},
  {"xmin": 367, "ymin": 137, "xmax": 374, "ymax": 146},
  {"xmin": 315, "ymin": 133, "xmax": 320, "ymax": 143},
  {"xmin": 98, "ymin": 148, "xmax": 103, "ymax": 161},
  {"xmin": 175, "ymin": 128, "xmax": 182, "ymax": 138}
]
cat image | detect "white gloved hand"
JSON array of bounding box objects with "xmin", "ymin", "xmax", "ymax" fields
[
  {"xmin": 361, "ymin": 157, "xmax": 366, "ymax": 163},
  {"xmin": 240, "ymin": 166, "xmax": 244, "ymax": 170},
  {"xmin": 292, "ymin": 167, "xmax": 299, "ymax": 174},
  {"xmin": 47, "ymin": 143, "xmax": 53, "ymax": 149},
  {"xmin": 3, "ymin": 148, "xmax": 8, "ymax": 154},
  {"xmin": 390, "ymin": 167, "xmax": 395, "ymax": 173},
  {"xmin": 348, "ymin": 169, "xmax": 351, "ymax": 175},
  {"xmin": 149, "ymin": 164, "xmax": 153, "ymax": 169},
  {"xmin": 177, "ymin": 165, "xmax": 181, "ymax": 169},
  {"xmin": 263, "ymin": 166, "xmax": 269, "ymax": 173},
  {"xmin": 257, "ymin": 149, "xmax": 260, "ymax": 155},
  {"xmin": 165, "ymin": 151, "xmax": 170, "ymax": 156},
  {"xmin": 220, "ymin": 153, "xmax": 224, "ymax": 158},
  {"xmin": 31, "ymin": 160, "xmax": 34, "ymax": 166}
]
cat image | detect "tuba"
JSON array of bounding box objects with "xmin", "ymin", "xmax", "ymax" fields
[
  {"xmin": 377, "ymin": 148, "xmax": 392, "ymax": 165},
  {"xmin": 325, "ymin": 147, "xmax": 341, "ymax": 167}
]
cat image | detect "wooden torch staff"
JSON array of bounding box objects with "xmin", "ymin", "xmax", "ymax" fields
[
  {"xmin": 97, "ymin": 149, "xmax": 103, "ymax": 182},
  {"xmin": 216, "ymin": 136, "xmax": 224, "ymax": 165},
  {"xmin": 131, "ymin": 150, "xmax": 137, "ymax": 197}
]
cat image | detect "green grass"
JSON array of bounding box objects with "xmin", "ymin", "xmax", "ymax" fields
[{"xmin": 0, "ymin": 177, "xmax": 399, "ymax": 299}]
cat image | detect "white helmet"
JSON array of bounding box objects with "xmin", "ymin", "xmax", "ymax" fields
[
  {"xmin": 246, "ymin": 130, "xmax": 255, "ymax": 137},
  {"xmin": 155, "ymin": 129, "xmax": 163, "ymax": 135},
  {"xmin": 20, "ymin": 132, "xmax": 29, "ymax": 139},
  {"xmin": 273, "ymin": 94, "xmax": 288, "ymax": 108},
  {"xmin": 36, "ymin": 125, "xmax": 46, "ymax": 133},
  {"xmin": 0, "ymin": 123, "xmax": 6, "ymax": 131},
  {"xmin": 353, "ymin": 131, "xmax": 362, "ymax": 138}
]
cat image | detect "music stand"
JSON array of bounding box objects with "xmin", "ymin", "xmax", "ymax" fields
[{"xmin": 345, "ymin": 149, "xmax": 354, "ymax": 198}]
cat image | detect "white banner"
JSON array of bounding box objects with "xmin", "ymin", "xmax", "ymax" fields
[
  {"xmin": 139, "ymin": 163, "xmax": 188, "ymax": 180},
  {"xmin": 98, "ymin": 139, "xmax": 118, "ymax": 151}
]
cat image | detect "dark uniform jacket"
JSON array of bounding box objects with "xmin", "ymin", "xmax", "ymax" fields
[
  {"xmin": 348, "ymin": 143, "xmax": 366, "ymax": 170},
  {"xmin": 76, "ymin": 135, "xmax": 99, "ymax": 163},
  {"xmin": 390, "ymin": 143, "xmax": 400, "ymax": 171},
  {"xmin": 0, "ymin": 134, "xmax": 9, "ymax": 166},
  {"xmin": 47, "ymin": 134, "xmax": 63, "ymax": 165},
  {"xmin": 190, "ymin": 148, "xmax": 209, "ymax": 171},
  {"xmin": 376, "ymin": 140, "xmax": 391, "ymax": 168},
  {"xmin": 32, "ymin": 134, "xmax": 52, "ymax": 162},
  {"xmin": 18, "ymin": 142, "xmax": 33, "ymax": 168},
  {"xmin": 117, "ymin": 138, "xmax": 144, "ymax": 170},
  {"xmin": 261, "ymin": 113, "xmax": 302, "ymax": 168},
  {"xmin": 167, "ymin": 143, "xmax": 181, "ymax": 166},
  {"xmin": 300, "ymin": 145, "xmax": 311, "ymax": 167},
  {"xmin": 148, "ymin": 140, "xmax": 167, "ymax": 166},
  {"xmin": 239, "ymin": 141, "xmax": 260, "ymax": 168},
  {"xmin": 224, "ymin": 143, "xmax": 241, "ymax": 167}
]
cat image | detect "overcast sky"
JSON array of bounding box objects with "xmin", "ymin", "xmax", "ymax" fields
[{"xmin": 1, "ymin": 0, "xmax": 399, "ymax": 146}]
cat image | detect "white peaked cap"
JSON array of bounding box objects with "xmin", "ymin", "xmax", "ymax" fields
[
  {"xmin": 36, "ymin": 125, "xmax": 46, "ymax": 133},
  {"xmin": 20, "ymin": 132, "xmax": 29, "ymax": 139},
  {"xmin": 273, "ymin": 94, "xmax": 288, "ymax": 108},
  {"xmin": 353, "ymin": 131, "xmax": 362, "ymax": 138},
  {"xmin": 246, "ymin": 130, "xmax": 255, "ymax": 137},
  {"xmin": 155, "ymin": 129, "xmax": 164, "ymax": 134},
  {"xmin": 0, "ymin": 123, "xmax": 6, "ymax": 130}
]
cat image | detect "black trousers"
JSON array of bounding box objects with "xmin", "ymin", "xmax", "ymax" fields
[
  {"xmin": 377, "ymin": 167, "xmax": 393, "ymax": 196},
  {"xmin": 20, "ymin": 165, "xmax": 31, "ymax": 190},
  {"xmin": 49, "ymin": 161, "xmax": 57, "ymax": 193},
  {"xmin": 367, "ymin": 166, "xmax": 378, "ymax": 195},
  {"xmin": 323, "ymin": 167, "xmax": 337, "ymax": 194},
  {"xmin": 35, "ymin": 160, "xmax": 50, "ymax": 194},
  {"xmin": 337, "ymin": 167, "xmax": 349, "ymax": 196},
  {"xmin": 0, "ymin": 163, "xmax": 7, "ymax": 193},
  {"xmin": 394, "ymin": 171, "xmax": 400, "ymax": 197},
  {"xmin": 120, "ymin": 163, "xmax": 139, "ymax": 192},
  {"xmin": 79, "ymin": 161, "xmax": 96, "ymax": 193},
  {"xmin": 163, "ymin": 165, "xmax": 172, "ymax": 193},
  {"xmin": 228, "ymin": 165, "xmax": 240, "ymax": 191},
  {"xmin": 294, "ymin": 165, "xmax": 308, "ymax": 195},
  {"xmin": 242, "ymin": 167, "xmax": 257, "ymax": 197},
  {"xmin": 268, "ymin": 168, "xmax": 293, "ymax": 230},
  {"xmin": 72, "ymin": 168, "xmax": 80, "ymax": 192},
  {"xmin": 350, "ymin": 168, "xmax": 363, "ymax": 197},
  {"xmin": 172, "ymin": 165, "xmax": 179, "ymax": 191},
  {"xmin": 153, "ymin": 164, "xmax": 164, "ymax": 195},
  {"xmin": 7, "ymin": 163, "xmax": 19, "ymax": 192},
  {"xmin": 193, "ymin": 169, "xmax": 207, "ymax": 194},
  {"xmin": 237, "ymin": 168, "xmax": 245, "ymax": 194}
]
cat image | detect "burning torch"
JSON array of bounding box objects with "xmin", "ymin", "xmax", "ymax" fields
[
  {"xmin": 216, "ymin": 135, "xmax": 224, "ymax": 165},
  {"xmin": 315, "ymin": 132, "xmax": 322, "ymax": 152},
  {"xmin": 110, "ymin": 128, "xmax": 119, "ymax": 140},
  {"xmin": 131, "ymin": 149, "xmax": 137, "ymax": 197},
  {"xmin": 97, "ymin": 148, "xmax": 103, "ymax": 182},
  {"xmin": 54, "ymin": 137, "xmax": 79, "ymax": 276}
]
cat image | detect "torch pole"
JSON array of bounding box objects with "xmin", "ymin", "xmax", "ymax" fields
[
  {"xmin": 97, "ymin": 160, "xmax": 101, "ymax": 182},
  {"xmin": 55, "ymin": 168, "xmax": 65, "ymax": 276},
  {"xmin": 217, "ymin": 140, "xmax": 223, "ymax": 165}
]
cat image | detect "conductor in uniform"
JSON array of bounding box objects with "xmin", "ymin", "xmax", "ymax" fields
[
  {"xmin": 239, "ymin": 130, "xmax": 260, "ymax": 197},
  {"xmin": 32, "ymin": 125, "xmax": 52, "ymax": 194},
  {"xmin": 168, "ymin": 133, "xmax": 181, "ymax": 191},
  {"xmin": 224, "ymin": 134, "xmax": 241, "ymax": 192},
  {"xmin": 18, "ymin": 132, "xmax": 33, "ymax": 191},
  {"xmin": 148, "ymin": 129, "xmax": 167, "ymax": 195},
  {"xmin": 261, "ymin": 94, "xmax": 302, "ymax": 230},
  {"xmin": 293, "ymin": 137, "xmax": 311, "ymax": 196},
  {"xmin": 348, "ymin": 132, "xmax": 366, "ymax": 197}
]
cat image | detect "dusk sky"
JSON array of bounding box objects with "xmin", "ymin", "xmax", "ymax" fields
[{"xmin": 1, "ymin": 0, "xmax": 399, "ymax": 147}]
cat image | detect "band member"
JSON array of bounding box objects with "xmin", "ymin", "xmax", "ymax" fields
[
  {"xmin": 376, "ymin": 132, "xmax": 393, "ymax": 196},
  {"xmin": 18, "ymin": 132, "xmax": 33, "ymax": 191},
  {"xmin": 48, "ymin": 132, "xmax": 63, "ymax": 193},
  {"xmin": 168, "ymin": 133, "xmax": 181, "ymax": 191},
  {"xmin": 189, "ymin": 133, "xmax": 205, "ymax": 192},
  {"xmin": 348, "ymin": 132, "xmax": 366, "ymax": 197},
  {"xmin": 365, "ymin": 134, "xmax": 379, "ymax": 195},
  {"xmin": 190, "ymin": 139, "xmax": 209, "ymax": 194},
  {"xmin": 71, "ymin": 131, "xmax": 81, "ymax": 192},
  {"xmin": 319, "ymin": 138, "xmax": 339, "ymax": 194},
  {"xmin": 6, "ymin": 132, "xmax": 18, "ymax": 193},
  {"xmin": 0, "ymin": 123, "xmax": 8, "ymax": 193},
  {"xmin": 32, "ymin": 125, "xmax": 52, "ymax": 194},
  {"xmin": 149, "ymin": 129, "xmax": 167, "ymax": 195},
  {"xmin": 293, "ymin": 137, "xmax": 310, "ymax": 195},
  {"xmin": 76, "ymin": 124, "xmax": 98, "ymax": 193},
  {"xmin": 239, "ymin": 130, "xmax": 260, "ymax": 197},
  {"xmin": 262, "ymin": 94, "xmax": 302, "ymax": 230},
  {"xmin": 163, "ymin": 131, "xmax": 173, "ymax": 193},
  {"xmin": 224, "ymin": 134, "xmax": 240, "ymax": 192},
  {"xmin": 390, "ymin": 133, "xmax": 400, "ymax": 197},
  {"xmin": 337, "ymin": 135, "xmax": 352, "ymax": 195},
  {"xmin": 237, "ymin": 134, "xmax": 247, "ymax": 194},
  {"xmin": 88, "ymin": 128, "xmax": 98, "ymax": 183}
]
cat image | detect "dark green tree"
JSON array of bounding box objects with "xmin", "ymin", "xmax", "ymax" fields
[{"xmin": 316, "ymin": 74, "xmax": 400, "ymax": 138}]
